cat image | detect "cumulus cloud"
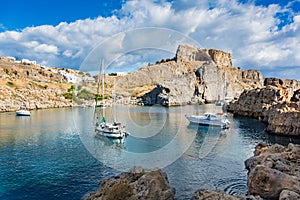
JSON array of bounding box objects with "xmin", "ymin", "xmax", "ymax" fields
[{"xmin": 0, "ymin": 0, "xmax": 299, "ymax": 79}]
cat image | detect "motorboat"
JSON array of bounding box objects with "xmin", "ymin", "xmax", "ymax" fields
[
  {"xmin": 16, "ymin": 109, "xmax": 31, "ymax": 116},
  {"xmin": 185, "ymin": 113, "xmax": 230, "ymax": 129}
]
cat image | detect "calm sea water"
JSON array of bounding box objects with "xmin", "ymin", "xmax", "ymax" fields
[{"xmin": 1, "ymin": 105, "xmax": 299, "ymax": 200}]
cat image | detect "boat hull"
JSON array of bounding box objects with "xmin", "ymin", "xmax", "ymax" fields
[
  {"xmin": 95, "ymin": 123, "xmax": 129, "ymax": 139},
  {"xmin": 16, "ymin": 110, "xmax": 31, "ymax": 116},
  {"xmin": 185, "ymin": 114, "xmax": 229, "ymax": 129}
]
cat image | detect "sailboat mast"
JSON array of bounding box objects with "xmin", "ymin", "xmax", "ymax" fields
[
  {"xmin": 113, "ymin": 77, "xmax": 116, "ymax": 122},
  {"xmin": 101, "ymin": 59, "xmax": 105, "ymax": 117}
]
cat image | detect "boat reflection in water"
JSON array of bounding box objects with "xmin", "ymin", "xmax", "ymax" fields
[{"xmin": 187, "ymin": 124, "xmax": 228, "ymax": 158}]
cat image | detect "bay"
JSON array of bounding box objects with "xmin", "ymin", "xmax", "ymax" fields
[{"xmin": 0, "ymin": 105, "xmax": 299, "ymax": 200}]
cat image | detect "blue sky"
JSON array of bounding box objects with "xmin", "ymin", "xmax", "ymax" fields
[
  {"xmin": 0, "ymin": 0, "xmax": 123, "ymax": 30},
  {"xmin": 0, "ymin": 0, "xmax": 299, "ymax": 80}
]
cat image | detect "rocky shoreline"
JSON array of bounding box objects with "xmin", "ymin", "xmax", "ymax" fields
[
  {"xmin": 228, "ymin": 78, "xmax": 300, "ymax": 136},
  {"xmin": 84, "ymin": 143, "xmax": 300, "ymax": 200}
]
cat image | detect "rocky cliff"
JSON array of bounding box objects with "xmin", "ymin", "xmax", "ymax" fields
[
  {"xmin": 117, "ymin": 45, "xmax": 263, "ymax": 106},
  {"xmin": 228, "ymin": 78, "xmax": 300, "ymax": 136}
]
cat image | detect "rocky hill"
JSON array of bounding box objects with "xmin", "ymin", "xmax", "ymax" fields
[
  {"xmin": 0, "ymin": 56, "xmax": 96, "ymax": 112},
  {"xmin": 116, "ymin": 45, "xmax": 263, "ymax": 106}
]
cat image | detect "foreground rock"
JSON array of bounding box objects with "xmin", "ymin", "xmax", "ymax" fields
[
  {"xmin": 192, "ymin": 189, "xmax": 248, "ymax": 200},
  {"xmin": 84, "ymin": 167, "xmax": 175, "ymax": 200},
  {"xmin": 228, "ymin": 78, "xmax": 300, "ymax": 136},
  {"xmin": 245, "ymin": 143, "xmax": 300, "ymax": 199}
]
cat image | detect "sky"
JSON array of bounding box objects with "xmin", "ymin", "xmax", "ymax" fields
[{"xmin": 0, "ymin": 0, "xmax": 299, "ymax": 80}]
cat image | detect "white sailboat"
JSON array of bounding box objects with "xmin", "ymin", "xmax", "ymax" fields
[
  {"xmin": 16, "ymin": 109, "xmax": 31, "ymax": 116},
  {"xmin": 95, "ymin": 60, "xmax": 129, "ymax": 139},
  {"xmin": 16, "ymin": 82, "xmax": 31, "ymax": 116}
]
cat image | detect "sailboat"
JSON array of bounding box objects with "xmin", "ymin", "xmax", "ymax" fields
[
  {"xmin": 16, "ymin": 109, "xmax": 31, "ymax": 116},
  {"xmin": 16, "ymin": 81, "xmax": 31, "ymax": 116},
  {"xmin": 95, "ymin": 60, "xmax": 129, "ymax": 139}
]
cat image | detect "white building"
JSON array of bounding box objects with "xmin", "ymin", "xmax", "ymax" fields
[
  {"xmin": 7, "ymin": 56, "xmax": 16, "ymax": 62},
  {"xmin": 117, "ymin": 72, "xmax": 128, "ymax": 76},
  {"xmin": 58, "ymin": 70, "xmax": 80, "ymax": 83},
  {"xmin": 21, "ymin": 59, "xmax": 37, "ymax": 65},
  {"xmin": 82, "ymin": 76, "xmax": 95, "ymax": 83}
]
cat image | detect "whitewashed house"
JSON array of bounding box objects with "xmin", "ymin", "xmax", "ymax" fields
[
  {"xmin": 58, "ymin": 70, "xmax": 80, "ymax": 83},
  {"xmin": 7, "ymin": 56, "xmax": 16, "ymax": 62},
  {"xmin": 21, "ymin": 59, "xmax": 37, "ymax": 65},
  {"xmin": 82, "ymin": 76, "xmax": 95, "ymax": 83},
  {"xmin": 117, "ymin": 72, "xmax": 128, "ymax": 76}
]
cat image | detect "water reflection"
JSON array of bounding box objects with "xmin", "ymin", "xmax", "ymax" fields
[{"xmin": 1, "ymin": 105, "xmax": 299, "ymax": 200}]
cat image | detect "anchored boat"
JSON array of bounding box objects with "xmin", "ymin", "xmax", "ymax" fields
[{"xmin": 185, "ymin": 113, "xmax": 230, "ymax": 129}]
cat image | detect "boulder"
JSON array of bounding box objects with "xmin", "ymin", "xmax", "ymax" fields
[
  {"xmin": 84, "ymin": 167, "xmax": 175, "ymax": 200},
  {"xmin": 245, "ymin": 143, "xmax": 300, "ymax": 199},
  {"xmin": 191, "ymin": 189, "xmax": 246, "ymax": 200},
  {"xmin": 279, "ymin": 190, "xmax": 300, "ymax": 200}
]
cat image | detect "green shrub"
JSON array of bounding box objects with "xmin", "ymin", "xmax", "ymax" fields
[
  {"xmin": 63, "ymin": 85, "xmax": 75, "ymax": 99},
  {"xmin": 77, "ymin": 88, "xmax": 95, "ymax": 100},
  {"xmin": 6, "ymin": 81, "xmax": 14, "ymax": 87},
  {"xmin": 108, "ymin": 73, "xmax": 117, "ymax": 76}
]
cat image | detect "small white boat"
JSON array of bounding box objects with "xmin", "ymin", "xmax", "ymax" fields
[
  {"xmin": 16, "ymin": 109, "xmax": 31, "ymax": 116},
  {"xmin": 215, "ymin": 100, "xmax": 224, "ymax": 106},
  {"xmin": 185, "ymin": 113, "xmax": 230, "ymax": 129},
  {"xmin": 95, "ymin": 118, "xmax": 129, "ymax": 139}
]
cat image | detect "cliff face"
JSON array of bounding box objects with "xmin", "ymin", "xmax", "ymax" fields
[
  {"xmin": 228, "ymin": 78, "xmax": 300, "ymax": 136},
  {"xmin": 117, "ymin": 45, "xmax": 263, "ymax": 106}
]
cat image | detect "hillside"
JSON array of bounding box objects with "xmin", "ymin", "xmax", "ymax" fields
[{"xmin": 0, "ymin": 57, "xmax": 94, "ymax": 112}]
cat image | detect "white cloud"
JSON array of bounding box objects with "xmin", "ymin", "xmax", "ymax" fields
[
  {"xmin": 33, "ymin": 44, "xmax": 59, "ymax": 54},
  {"xmin": 63, "ymin": 50, "xmax": 73, "ymax": 57},
  {"xmin": 0, "ymin": 0, "xmax": 299, "ymax": 79}
]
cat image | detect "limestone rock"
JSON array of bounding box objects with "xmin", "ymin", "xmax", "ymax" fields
[
  {"xmin": 291, "ymin": 89, "xmax": 300, "ymax": 102},
  {"xmin": 118, "ymin": 44, "xmax": 262, "ymax": 106},
  {"xmin": 266, "ymin": 103, "xmax": 300, "ymax": 135},
  {"xmin": 245, "ymin": 143, "xmax": 300, "ymax": 199},
  {"xmin": 279, "ymin": 190, "xmax": 300, "ymax": 200},
  {"xmin": 176, "ymin": 45, "xmax": 233, "ymax": 67},
  {"xmin": 264, "ymin": 78, "xmax": 300, "ymax": 90},
  {"xmin": 84, "ymin": 167, "xmax": 175, "ymax": 200},
  {"xmin": 228, "ymin": 80, "xmax": 300, "ymax": 135},
  {"xmin": 191, "ymin": 189, "xmax": 246, "ymax": 200}
]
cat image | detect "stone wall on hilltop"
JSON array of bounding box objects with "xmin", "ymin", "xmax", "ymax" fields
[{"xmin": 175, "ymin": 44, "xmax": 233, "ymax": 67}]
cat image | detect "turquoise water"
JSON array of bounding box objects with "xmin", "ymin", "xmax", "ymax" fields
[{"xmin": 0, "ymin": 105, "xmax": 299, "ymax": 200}]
